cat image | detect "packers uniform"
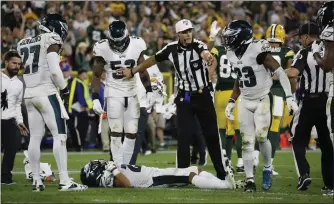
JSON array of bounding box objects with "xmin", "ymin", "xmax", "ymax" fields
[
  {"xmin": 211, "ymin": 46, "xmax": 239, "ymax": 135},
  {"xmin": 265, "ymin": 24, "xmax": 294, "ymax": 134}
]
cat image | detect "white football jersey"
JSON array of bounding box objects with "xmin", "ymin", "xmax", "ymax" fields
[
  {"xmin": 226, "ymin": 39, "xmax": 273, "ymax": 100},
  {"xmin": 93, "ymin": 37, "xmax": 147, "ymax": 97},
  {"xmin": 17, "ymin": 32, "xmax": 63, "ymax": 98}
]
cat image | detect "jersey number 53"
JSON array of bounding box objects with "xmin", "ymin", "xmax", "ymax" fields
[{"xmin": 110, "ymin": 59, "xmax": 136, "ymax": 79}]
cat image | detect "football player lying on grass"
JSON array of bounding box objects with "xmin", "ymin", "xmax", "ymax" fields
[{"xmin": 80, "ymin": 160, "xmax": 236, "ymax": 189}]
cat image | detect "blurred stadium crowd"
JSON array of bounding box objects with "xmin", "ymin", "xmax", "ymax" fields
[{"xmin": 0, "ymin": 1, "xmax": 325, "ymax": 152}]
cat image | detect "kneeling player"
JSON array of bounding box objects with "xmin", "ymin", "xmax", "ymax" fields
[{"xmin": 80, "ymin": 160, "xmax": 235, "ymax": 189}]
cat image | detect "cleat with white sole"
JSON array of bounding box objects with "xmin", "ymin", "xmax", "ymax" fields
[{"xmin": 58, "ymin": 181, "xmax": 88, "ymax": 192}]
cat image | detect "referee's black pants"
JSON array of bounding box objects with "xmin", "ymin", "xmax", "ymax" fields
[
  {"xmin": 291, "ymin": 94, "xmax": 333, "ymax": 189},
  {"xmin": 1, "ymin": 118, "xmax": 20, "ymax": 182},
  {"xmin": 175, "ymin": 88, "xmax": 226, "ymax": 180},
  {"xmin": 67, "ymin": 111, "xmax": 89, "ymax": 151}
]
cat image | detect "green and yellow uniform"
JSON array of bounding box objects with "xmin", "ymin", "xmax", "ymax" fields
[{"xmin": 211, "ymin": 46, "xmax": 241, "ymax": 160}]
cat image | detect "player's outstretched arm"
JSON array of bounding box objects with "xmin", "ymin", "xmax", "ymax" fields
[
  {"xmin": 314, "ymin": 41, "xmax": 334, "ymax": 72},
  {"xmin": 230, "ymin": 79, "xmax": 240, "ymax": 101},
  {"xmin": 121, "ymin": 56, "xmax": 157, "ymax": 79},
  {"xmin": 47, "ymin": 44, "xmax": 67, "ymax": 91},
  {"xmin": 138, "ymin": 52, "xmax": 153, "ymax": 91}
]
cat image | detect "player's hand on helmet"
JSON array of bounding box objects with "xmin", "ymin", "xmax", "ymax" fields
[
  {"xmin": 209, "ymin": 20, "xmax": 222, "ymax": 41},
  {"xmin": 120, "ymin": 67, "xmax": 134, "ymax": 79},
  {"xmin": 105, "ymin": 161, "xmax": 118, "ymax": 172},
  {"xmin": 225, "ymin": 98, "xmax": 236, "ymax": 120},
  {"xmin": 92, "ymin": 99, "xmax": 104, "ymax": 115},
  {"xmin": 286, "ymin": 96, "xmax": 298, "ymax": 115}
]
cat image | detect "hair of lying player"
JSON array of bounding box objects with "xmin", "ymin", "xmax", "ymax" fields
[{"xmin": 4, "ymin": 50, "xmax": 21, "ymax": 62}]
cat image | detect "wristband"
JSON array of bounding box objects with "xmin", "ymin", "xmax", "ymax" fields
[
  {"xmin": 60, "ymin": 87, "xmax": 69, "ymax": 95},
  {"xmin": 228, "ymin": 98, "xmax": 236, "ymax": 103},
  {"xmin": 92, "ymin": 92, "xmax": 99, "ymax": 100}
]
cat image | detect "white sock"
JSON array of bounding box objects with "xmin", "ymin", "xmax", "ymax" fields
[
  {"xmin": 243, "ymin": 150, "xmax": 254, "ymax": 179},
  {"xmin": 192, "ymin": 175, "xmax": 230, "ymax": 189},
  {"xmin": 53, "ymin": 135, "xmax": 70, "ymax": 184},
  {"xmin": 28, "ymin": 136, "xmax": 42, "ymax": 181},
  {"xmin": 110, "ymin": 136, "xmax": 123, "ymax": 165},
  {"xmin": 271, "ymin": 158, "xmax": 274, "ymax": 165},
  {"xmin": 123, "ymin": 137, "xmax": 136, "ymax": 164},
  {"xmin": 199, "ymin": 171, "xmax": 216, "ymax": 179},
  {"xmin": 237, "ymin": 158, "xmax": 244, "ymax": 167},
  {"xmin": 259, "ymin": 140, "xmax": 272, "ymax": 168}
]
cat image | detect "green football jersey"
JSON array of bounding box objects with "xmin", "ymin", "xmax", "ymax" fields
[
  {"xmin": 270, "ymin": 46, "xmax": 294, "ymax": 89},
  {"xmin": 211, "ymin": 46, "xmax": 237, "ymax": 91}
]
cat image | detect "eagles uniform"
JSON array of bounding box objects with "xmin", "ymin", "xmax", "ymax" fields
[
  {"xmin": 17, "ymin": 14, "xmax": 87, "ymax": 192},
  {"xmin": 211, "ymin": 46, "xmax": 242, "ymax": 168},
  {"xmin": 93, "ymin": 36, "xmax": 146, "ymax": 134},
  {"xmin": 80, "ymin": 160, "xmax": 235, "ymax": 189}
]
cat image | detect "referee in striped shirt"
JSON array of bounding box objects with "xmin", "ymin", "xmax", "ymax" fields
[
  {"xmin": 121, "ymin": 19, "xmax": 229, "ymax": 180},
  {"xmin": 286, "ymin": 22, "xmax": 333, "ymax": 191}
]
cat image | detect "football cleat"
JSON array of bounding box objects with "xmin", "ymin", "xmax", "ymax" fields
[
  {"xmin": 262, "ymin": 169, "xmax": 273, "ymax": 190},
  {"xmin": 244, "ymin": 180, "xmax": 256, "ymax": 192},
  {"xmin": 236, "ymin": 166, "xmax": 245, "ymax": 174},
  {"xmin": 32, "ymin": 179, "xmax": 45, "ymax": 192},
  {"xmin": 272, "ymin": 166, "xmax": 279, "ymax": 176},
  {"xmin": 297, "ymin": 174, "xmax": 311, "ymax": 191},
  {"xmin": 58, "ymin": 181, "xmax": 88, "ymax": 192},
  {"xmin": 225, "ymin": 166, "xmax": 236, "ymax": 189},
  {"xmin": 323, "ymin": 189, "xmax": 334, "ymax": 196}
]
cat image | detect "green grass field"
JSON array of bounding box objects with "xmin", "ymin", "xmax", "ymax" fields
[{"xmin": 1, "ymin": 150, "xmax": 333, "ymax": 203}]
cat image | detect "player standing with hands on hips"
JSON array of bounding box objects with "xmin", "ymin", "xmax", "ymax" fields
[{"xmin": 121, "ymin": 19, "xmax": 234, "ymax": 182}]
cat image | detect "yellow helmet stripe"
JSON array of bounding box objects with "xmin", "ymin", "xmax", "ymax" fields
[{"xmin": 271, "ymin": 24, "xmax": 277, "ymax": 39}]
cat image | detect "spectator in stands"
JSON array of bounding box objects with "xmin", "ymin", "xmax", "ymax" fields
[{"xmin": 75, "ymin": 42, "xmax": 91, "ymax": 71}]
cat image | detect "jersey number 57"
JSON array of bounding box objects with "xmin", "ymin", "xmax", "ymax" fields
[{"xmin": 110, "ymin": 59, "xmax": 136, "ymax": 79}]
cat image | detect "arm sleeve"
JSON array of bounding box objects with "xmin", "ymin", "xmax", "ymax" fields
[
  {"xmin": 155, "ymin": 44, "xmax": 171, "ymax": 62},
  {"xmin": 274, "ymin": 67, "xmax": 293, "ymax": 97},
  {"xmin": 47, "ymin": 52, "xmax": 67, "ymax": 90},
  {"xmin": 76, "ymin": 83, "xmax": 88, "ymax": 107},
  {"xmin": 15, "ymin": 82, "xmax": 24, "ymax": 124},
  {"xmin": 291, "ymin": 49, "xmax": 307, "ymax": 72}
]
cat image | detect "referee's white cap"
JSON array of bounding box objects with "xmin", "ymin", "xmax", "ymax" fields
[{"xmin": 175, "ymin": 19, "xmax": 193, "ymax": 33}]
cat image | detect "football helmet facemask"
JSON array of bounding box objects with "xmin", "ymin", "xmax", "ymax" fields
[
  {"xmin": 108, "ymin": 20, "xmax": 130, "ymax": 53},
  {"xmin": 221, "ymin": 20, "xmax": 253, "ymax": 51}
]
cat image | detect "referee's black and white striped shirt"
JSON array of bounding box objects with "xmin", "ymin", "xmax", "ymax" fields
[
  {"xmin": 292, "ymin": 40, "xmax": 331, "ymax": 99},
  {"xmin": 155, "ymin": 39, "xmax": 210, "ymax": 92}
]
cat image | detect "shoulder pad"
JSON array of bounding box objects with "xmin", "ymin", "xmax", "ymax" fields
[
  {"xmin": 43, "ymin": 33, "xmax": 62, "ymax": 50},
  {"xmin": 93, "ymin": 39, "xmax": 108, "ymax": 57},
  {"xmin": 320, "ymin": 25, "xmax": 334, "ymax": 41},
  {"xmin": 133, "ymin": 37, "xmax": 147, "ymax": 52}
]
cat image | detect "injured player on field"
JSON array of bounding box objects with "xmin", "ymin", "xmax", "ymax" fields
[{"xmin": 80, "ymin": 160, "xmax": 236, "ymax": 189}]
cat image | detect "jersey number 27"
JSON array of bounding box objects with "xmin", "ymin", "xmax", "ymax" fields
[{"xmin": 20, "ymin": 45, "xmax": 40, "ymax": 75}]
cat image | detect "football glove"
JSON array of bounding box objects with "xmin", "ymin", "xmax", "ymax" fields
[
  {"xmin": 225, "ymin": 99, "xmax": 235, "ymax": 121},
  {"xmin": 92, "ymin": 99, "xmax": 104, "ymax": 115},
  {"xmin": 105, "ymin": 161, "xmax": 120, "ymax": 176},
  {"xmin": 209, "ymin": 21, "xmax": 222, "ymax": 41},
  {"xmin": 286, "ymin": 96, "xmax": 298, "ymax": 115}
]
